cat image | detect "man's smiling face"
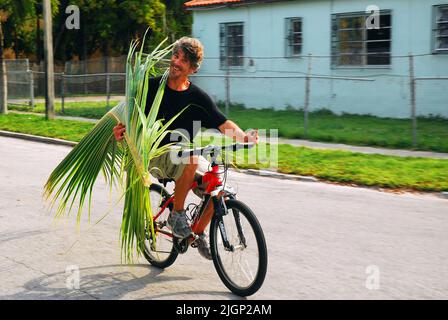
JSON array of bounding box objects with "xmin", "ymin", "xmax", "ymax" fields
[{"xmin": 169, "ymin": 48, "xmax": 197, "ymax": 79}]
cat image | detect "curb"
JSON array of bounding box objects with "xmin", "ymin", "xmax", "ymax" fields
[
  {"xmin": 241, "ymin": 168, "xmax": 319, "ymax": 183},
  {"xmin": 0, "ymin": 130, "xmax": 77, "ymax": 147}
]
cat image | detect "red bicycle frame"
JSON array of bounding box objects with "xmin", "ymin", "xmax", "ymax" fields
[{"xmin": 152, "ymin": 163, "xmax": 223, "ymax": 239}]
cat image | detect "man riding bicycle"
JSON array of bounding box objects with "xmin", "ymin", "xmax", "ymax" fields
[{"xmin": 113, "ymin": 37, "xmax": 258, "ymax": 253}]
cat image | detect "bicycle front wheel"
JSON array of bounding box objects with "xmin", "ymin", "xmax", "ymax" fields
[{"xmin": 210, "ymin": 199, "xmax": 268, "ymax": 297}]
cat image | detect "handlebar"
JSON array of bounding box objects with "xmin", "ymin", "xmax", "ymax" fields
[{"xmin": 176, "ymin": 142, "xmax": 255, "ymax": 159}]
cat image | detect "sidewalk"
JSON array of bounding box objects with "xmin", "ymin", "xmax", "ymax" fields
[
  {"xmin": 7, "ymin": 110, "xmax": 448, "ymax": 159},
  {"xmin": 274, "ymin": 138, "xmax": 448, "ymax": 159},
  {"xmin": 9, "ymin": 95, "xmax": 125, "ymax": 104}
]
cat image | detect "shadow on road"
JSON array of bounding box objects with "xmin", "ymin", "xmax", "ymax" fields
[
  {"xmin": 0, "ymin": 229, "xmax": 51, "ymax": 245},
  {"xmin": 0, "ymin": 263, "xmax": 239, "ymax": 300}
]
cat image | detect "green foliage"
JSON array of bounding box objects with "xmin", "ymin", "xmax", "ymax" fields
[
  {"xmin": 51, "ymin": 0, "xmax": 181, "ymax": 61},
  {"xmin": 9, "ymin": 101, "xmax": 120, "ymax": 118},
  {"xmin": 0, "ymin": 113, "xmax": 94, "ymax": 141},
  {"xmin": 1, "ymin": 0, "xmax": 37, "ymax": 56},
  {"xmin": 163, "ymin": 0, "xmax": 192, "ymax": 41},
  {"xmin": 2, "ymin": 0, "xmax": 192, "ymax": 61}
]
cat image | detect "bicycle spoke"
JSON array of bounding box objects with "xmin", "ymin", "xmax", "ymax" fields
[
  {"xmin": 215, "ymin": 207, "xmax": 260, "ymax": 289},
  {"xmin": 237, "ymin": 258, "xmax": 255, "ymax": 283}
]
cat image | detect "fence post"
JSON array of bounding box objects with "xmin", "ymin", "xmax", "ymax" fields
[
  {"xmin": 106, "ymin": 72, "xmax": 110, "ymax": 109},
  {"xmin": 61, "ymin": 72, "xmax": 65, "ymax": 113},
  {"xmin": 28, "ymin": 70, "xmax": 35, "ymax": 108},
  {"xmin": 303, "ymin": 53, "xmax": 313, "ymax": 138},
  {"xmin": 25, "ymin": 59, "xmax": 33, "ymax": 108},
  {"xmin": 225, "ymin": 56, "xmax": 230, "ymax": 117},
  {"xmin": 82, "ymin": 59, "xmax": 88, "ymax": 94},
  {"xmin": 408, "ymin": 53, "xmax": 417, "ymax": 149},
  {"xmin": 105, "ymin": 56, "xmax": 110, "ymax": 109}
]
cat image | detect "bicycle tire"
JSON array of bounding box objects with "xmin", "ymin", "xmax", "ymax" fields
[
  {"xmin": 143, "ymin": 184, "xmax": 178, "ymax": 269},
  {"xmin": 210, "ymin": 199, "xmax": 268, "ymax": 297}
]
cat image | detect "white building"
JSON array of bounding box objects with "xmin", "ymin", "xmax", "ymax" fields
[{"xmin": 185, "ymin": 0, "xmax": 448, "ymax": 118}]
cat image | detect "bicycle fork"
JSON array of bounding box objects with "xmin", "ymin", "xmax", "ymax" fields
[{"xmin": 213, "ymin": 196, "xmax": 247, "ymax": 252}]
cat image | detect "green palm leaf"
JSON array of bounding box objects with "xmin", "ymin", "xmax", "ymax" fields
[{"xmin": 44, "ymin": 36, "xmax": 187, "ymax": 262}]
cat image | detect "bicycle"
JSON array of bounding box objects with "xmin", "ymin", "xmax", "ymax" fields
[{"xmin": 143, "ymin": 143, "xmax": 268, "ymax": 297}]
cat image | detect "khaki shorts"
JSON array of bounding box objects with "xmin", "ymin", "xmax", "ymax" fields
[{"xmin": 149, "ymin": 148, "xmax": 211, "ymax": 197}]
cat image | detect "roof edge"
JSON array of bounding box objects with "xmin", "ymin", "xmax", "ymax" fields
[{"xmin": 184, "ymin": 0, "xmax": 286, "ymax": 11}]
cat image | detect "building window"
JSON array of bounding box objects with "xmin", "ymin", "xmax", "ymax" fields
[
  {"xmin": 433, "ymin": 5, "xmax": 448, "ymax": 53},
  {"xmin": 331, "ymin": 11, "xmax": 392, "ymax": 66},
  {"xmin": 286, "ymin": 18, "xmax": 303, "ymax": 57},
  {"xmin": 220, "ymin": 22, "xmax": 244, "ymax": 68}
]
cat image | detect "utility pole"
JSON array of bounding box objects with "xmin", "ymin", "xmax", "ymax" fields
[
  {"xmin": 303, "ymin": 54, "xmax": 313, "ymax": 138},
  {"xmin": 43, "ymin": 0, "xmax": 55, "ymax": 119},
  {"xmin": 0, "ymin": 19, "xmax": 7, "ymax": 114},
  {"xmin": 409, "ymin": 53, "xmax": 417, "ymax": 149}
]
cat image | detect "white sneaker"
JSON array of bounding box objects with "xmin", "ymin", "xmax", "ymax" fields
[
  {"xmin": 197, "ymin": 233, "xmax": 212, "ymax": 260},
  {"xmin": 167, "ymin": 210, "xmax": 192, "ymax": 239}
]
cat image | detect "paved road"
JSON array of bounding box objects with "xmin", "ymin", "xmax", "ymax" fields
[{"xmin": 0, "ymin": 136, "xmax": 447, "ymax": 300}]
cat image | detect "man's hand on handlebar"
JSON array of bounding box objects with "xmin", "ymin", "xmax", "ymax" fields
[
  {"xmin": 113, "ymin": 123, "xmax": 126, "ymax": 141},
  {"xmin": 244, "ymin": 129, "xmax": 259, "ymax": 144}
]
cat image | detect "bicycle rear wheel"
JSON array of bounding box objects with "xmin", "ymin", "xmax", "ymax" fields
[
  {"xmin": 143, "ymin": 184, "xmax": 178, "ymax": 269},
  {"xmin": 210, "ymin": 199, "xmax": 268, "ymax": 297}
]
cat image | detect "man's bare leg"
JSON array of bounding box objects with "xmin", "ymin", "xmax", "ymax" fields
[
  {"xmin": 195, "ymin": 195, "xmax": 221, "ymax": 260},
  {"xmin": 173, "ymin": 156, "xmax": 198, "ymax": 211},
  {"xmin": 194, "ymin": 199, "xmax": 215, "ymax": 233},
  {"xmin": 168, "ymin": 156, "xmax": 198, "ymax": 238}
]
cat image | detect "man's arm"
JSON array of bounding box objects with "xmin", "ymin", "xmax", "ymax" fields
[{"xmin": 218, "ymin": 120, "xmax": 259, "ymax": 144}]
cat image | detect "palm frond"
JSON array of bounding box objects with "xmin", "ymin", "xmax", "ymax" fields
[{"xmin": 44, "ymin": 35, "xmax": 187, "ymax": 262}]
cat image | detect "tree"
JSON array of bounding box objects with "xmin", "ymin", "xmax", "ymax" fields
[
  {"xmin": 162, "ymin": 0, "xmax": 192, "ymax": 42},
  {"xmin": 0, "ymin": 0, "xmax": 192, "ymax": 65},
  {"xmin": 52, "ymin": 0, "xmax": 167, "ymax": 62}
]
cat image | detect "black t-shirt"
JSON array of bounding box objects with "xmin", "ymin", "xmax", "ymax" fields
[{"xmin": 144, "ymin": 76, "xmax": 227, "ymax": 146}]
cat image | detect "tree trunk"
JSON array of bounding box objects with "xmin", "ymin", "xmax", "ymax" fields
[
  {"xmin": 43, "ymin": 0, "xmax": 55, "ymax": 119},
  {"xmin": 53, "ymin": 17, "xmax": 66, "ymax": 57},
  {"xmin": 14, "ymin": 31, "xmax": 19, "ymax": 59},
  {"xmin": 0, "ymin": 21, "xmax": 7, "ymax": 114},
  {"xmin": 82, "ymin": 25, "xmax": 87, "ymax": 94},
  {"xmin": 36, "ymin": 13, "xmax": 41, "ymax": 63}
]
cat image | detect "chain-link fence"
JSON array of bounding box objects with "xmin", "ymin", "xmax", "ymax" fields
[
  {"xmin": 5, "ymin": 57, "xmax": 127, "ymax": 109},
  {"xmin": 5, "ymin": 59, "xmax": 34, "ymax": 106},
  {"xmin": 4, "ymin": 53, "xmax": 448, "ymax": 151}
]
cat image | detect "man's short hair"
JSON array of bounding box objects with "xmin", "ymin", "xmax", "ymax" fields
[{"xmin": 173, "ymin": 37, "xmax": 204, "ymax": 70}]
